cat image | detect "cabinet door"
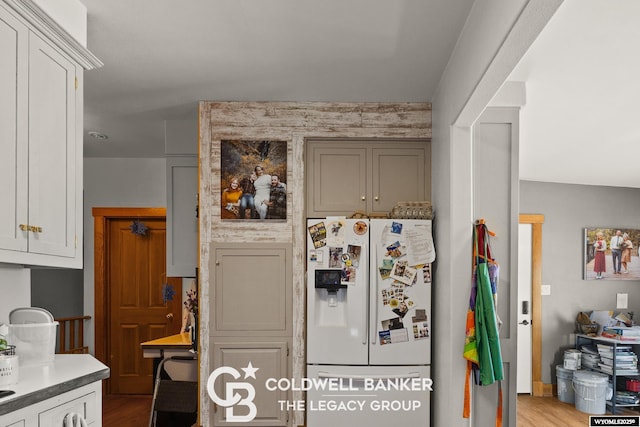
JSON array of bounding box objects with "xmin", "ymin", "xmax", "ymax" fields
[
  {"xmin": 306, "ymin": 144, "xmax": 367, "ymax": 217},
  {"xmin": 27, "ymin": 33, "xmax": 77, "ymax": 258},
  {"xmin": 0, "ymin": 7, "xmax": 28, "ymax": 252},
  {"xmin": 167, "ymin": 156, "xmax": 198, "ymax": 277},
  {"xmin": 371, "ymin": 145, "xmax": 430, "ymax": 215},
  {"xmin": 211, "ymin": 243, "xmax": 292, "ymax": 336},
  {"xmin": 211, "ymin": 341, "xmax": 289, "ymax": 427}
]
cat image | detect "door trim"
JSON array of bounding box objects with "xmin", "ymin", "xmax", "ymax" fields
[
  {"xmin": 519, "ymin": 213, "xmax": 544, "ymax": 396},
  {"xmin": 93, "ymin": 207, "xmax": 166, "ymax": 373}
]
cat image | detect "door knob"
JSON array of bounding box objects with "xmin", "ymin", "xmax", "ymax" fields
[
  {"xmin": 519, "ymin": 320, "xmax": 530, "ymax": 325},
  {"xmin": 166, "ymin": 313, "xmax": 174, "ymax": 320}
]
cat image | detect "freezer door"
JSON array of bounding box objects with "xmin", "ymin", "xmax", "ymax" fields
[
  {"xmin": 307, "ymin": 218, "xmax": 370, "ymax": 365},
  {"xmin": 306, "ymin": 364, "xmax": 431, "ymax": 427},
  {"xmin": 369, "ymin": 219, "xmax": 433, "ymax": 365}
]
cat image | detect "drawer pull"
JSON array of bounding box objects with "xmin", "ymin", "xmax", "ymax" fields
[{"xmin": 18, "ymin": 224, "xmax": 43, "ymax": 233}]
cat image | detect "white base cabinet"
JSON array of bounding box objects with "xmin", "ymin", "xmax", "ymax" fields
[{"xmin": 0, "ymin": 381, "xmax": 101, "ymax": 427}]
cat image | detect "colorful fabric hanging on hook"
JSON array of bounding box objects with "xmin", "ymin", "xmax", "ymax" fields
[{"xmin": 463, "ymin": 220, "xmax": 503, "ymax": 426}]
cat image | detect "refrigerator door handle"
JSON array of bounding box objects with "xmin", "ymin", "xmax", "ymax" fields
[
  {"xmin": 370, "ymin": 241, "xmax": 378, "ymax": 345},
  {"xmin": 362, "ymin": 243, "xmax": 368, "ymax": 345},
  {"xmin": 317, "ymin": 372, "xmax": 422, "ymax": 380}
]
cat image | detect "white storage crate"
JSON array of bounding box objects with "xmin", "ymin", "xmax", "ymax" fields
[{"xmin": 8, "ymin": 322, "xmax": 58, "ymax": 366}]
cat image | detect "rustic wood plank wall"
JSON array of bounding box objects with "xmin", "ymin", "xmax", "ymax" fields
[{"xmin": 199, "ymin": 101, "xmax": 431, "ymax": 426}]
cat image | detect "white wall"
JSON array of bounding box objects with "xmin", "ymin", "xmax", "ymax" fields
[
  {"xmin": 0, "ymin": 265, "xmax": 30, "ymax": 324},
  {"xmin": 83, "ymin": 157, "xmax": 166, "ymax": 353},
  {"xmin": 431, "ymin": 0, "xmax": 561, "ymax": 425}
]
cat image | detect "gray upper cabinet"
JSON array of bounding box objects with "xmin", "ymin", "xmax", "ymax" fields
[
  {"xmin": 166, "ymin": 156, "xmax": 198, "ymax": 277},
  {"xmin": 305, "ymin": 140, "xmax": 431, "ymax": 217}
]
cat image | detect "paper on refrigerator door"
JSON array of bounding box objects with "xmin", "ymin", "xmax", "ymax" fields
[
  {"xmin": 405, "ymin": 224, "xmax": 436, "ymax": 265},
  {"xmin": 378, "ymin": 221, "xmax": 435, "ymax": 265},
  {"xmin": 325, "ymin": 218, "xmax": 347, "ymax": 246}
]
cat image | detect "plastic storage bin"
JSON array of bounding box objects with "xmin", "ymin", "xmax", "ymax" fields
[
  {"xmin": 556, "ymin": 365, "xmax": 575, "ymax": 403},
  {"xmin": 627, "ymin": 379, "xmax": 640, "ymax": 392},
  {"xmin": 8, "ymin": 322, "xmax": 58, "ymax": 366},
  {"xmin": 573, "ymin": 370, "xmax": 609, "ymax": 414}
]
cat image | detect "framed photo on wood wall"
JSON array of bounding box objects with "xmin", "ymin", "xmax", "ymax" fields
[
  {"xmin": 220, "ymin": 140, "xmax": 287, "ymax": 221},
  {"xmin": 584, "ymin": 227, "xmax": 640, "ymax": 280}
]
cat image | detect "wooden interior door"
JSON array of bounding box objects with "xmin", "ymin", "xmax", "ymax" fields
[{"xmin": 107, "ymin": 217, "xmax": 182, "ymax": 394}]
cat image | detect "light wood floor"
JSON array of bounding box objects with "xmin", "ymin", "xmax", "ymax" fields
[
  {"xmin": 102, "ymin": 393, "xmax": 632, "ymax": 426},
  {"xmin": 517, "ymin": 395, "xmax": 591, "ymax": 426}
]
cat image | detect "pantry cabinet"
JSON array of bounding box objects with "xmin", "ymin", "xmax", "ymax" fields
[
  {"xmin": 209, "ymin": 242, "xmax": 292, "ymax": 426},
  {"xmin": 305, "ymin": 140, "xmax": 431, "ymax": 217},
  {"xmin": 0, "ymin": 1, "xmax": 101, "ymax": 268}
]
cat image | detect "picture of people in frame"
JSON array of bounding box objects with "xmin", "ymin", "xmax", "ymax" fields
[
  {"xmin": 584, "ymin": 227, "xmax": 640, "ymax": 280},
  {"xmin": 221, "ymin": 140, "xmax": 287, "ymax": 221}
]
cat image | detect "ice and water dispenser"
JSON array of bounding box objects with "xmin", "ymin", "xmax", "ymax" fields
[{"xmin": 314, "ymin": 269, "xmax": 347, "ymax": 307}]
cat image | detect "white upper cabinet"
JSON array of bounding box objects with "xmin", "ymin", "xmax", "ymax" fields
[
  {"xmin": 0, "ymin": 7, "xmax": 28, "ymax": 253},
  {"xmin": 27, "ymin": 32, "xmax": 77, "ymax": 259},
  {"xmin": 0, "ymin": 1, "xmax": 101, "ymax": 268}
]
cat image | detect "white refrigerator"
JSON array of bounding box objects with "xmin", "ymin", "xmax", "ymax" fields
[{"xmin": 306, "ymin": 217, "xmax": 434, "ymax": 427}]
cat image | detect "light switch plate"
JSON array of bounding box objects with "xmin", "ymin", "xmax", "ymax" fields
[
  {"xmin": 617, "ymin": 293, "xmax": 629, "ymax": 310},
  {"xmin": 541, "ymin": 285, "xmax": 551, "ymax": 295}
]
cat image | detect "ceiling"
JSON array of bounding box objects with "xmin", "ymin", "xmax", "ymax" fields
[
  {"xmin": 510, "ymin": 0, "xmax": 640, "ymax": 189},
  {"xmin": 80, "ymin": 0, "xmax": 473, "ymax": 157},
  {"xmin": 79, "ymin": 0, "xmax": 640, "ymax": 189}
]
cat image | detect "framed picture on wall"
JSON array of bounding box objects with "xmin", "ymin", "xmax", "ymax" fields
[
  {"xmin": 584, "ymin": 227, "xmax": 640, "ymax": 280},
  {"xmin": 220, "ymin": 140, "xmax": 288, "ymax": 221}
]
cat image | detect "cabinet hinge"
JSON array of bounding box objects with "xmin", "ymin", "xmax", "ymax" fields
[
  {"xmin": 75, "ymin": 77, "xmax": 78, "ymax": 90},
  {"xmin": 287, "ymin": 345, "xmax": 289, "ymax": 357}
]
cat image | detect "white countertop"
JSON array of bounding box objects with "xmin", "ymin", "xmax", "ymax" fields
[{"xmin": 0, "ymin": 354, "xmax": 110, "ymax": 415}]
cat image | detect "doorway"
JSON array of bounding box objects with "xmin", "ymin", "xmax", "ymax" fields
[
  {"xmin": 518, "ymin": 214, "xmax": 545, "ymax": 396},
  {"xmin": 93, "ymin": 207, "xmax": 183, "ymax": 394},
  {"xmin": 517, "ymin": 223, "xmax": 533, "ymax": 394}
]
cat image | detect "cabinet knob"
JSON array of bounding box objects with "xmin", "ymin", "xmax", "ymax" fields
[
  {"xmin": 361, "ymin": 196, "xmax": 366, "ymax": 201},
  {"xmin": 166, "ymin": 313, "xmax": 174, "ymax": 320},
  {"xmin": 216, "ymin": 261, "xmax": 220, "ymax": 266},
  {"xmin": 374, "ymin": 196, "xmax": 379, "ymax": 201}
]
